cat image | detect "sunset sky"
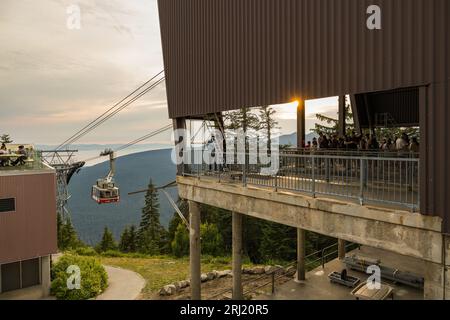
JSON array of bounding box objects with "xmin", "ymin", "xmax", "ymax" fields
[{"xmin": 0, "ymin": 0, "xmax": 338, "ymax": 146}]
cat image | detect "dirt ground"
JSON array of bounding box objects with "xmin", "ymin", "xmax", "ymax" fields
[{"xmin": 149, "ymin": 273, "xmax": 293, "ymax": 300}]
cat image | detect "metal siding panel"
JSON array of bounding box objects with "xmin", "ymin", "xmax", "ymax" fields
[
  {"xmin": 0, "ymin": 173, "xmax": 57, "ymax": 264},
  {"xmin": 159, "ymin": 0, "xmax": 444, "ymax": 117},
  {"xmin": 158, "ymin": 0, "xmax": 450, "ymax": 229}
]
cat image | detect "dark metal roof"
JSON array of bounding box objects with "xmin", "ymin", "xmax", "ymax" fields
[{"xmin": 158, "ymin": 0, "xmax": 450, "ymax": 232}]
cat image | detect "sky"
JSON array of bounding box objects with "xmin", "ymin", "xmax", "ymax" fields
[{"xmin": 0, "ymin": 0, "xmax": 338, "ymax": 146}]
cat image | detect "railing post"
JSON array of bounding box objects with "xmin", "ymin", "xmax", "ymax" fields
[
  {"xmin": 311, "ymin": 156, "xmax": 316, "ymax": 198},
  {"xmin": 271, "ymin": 272, "xmax": 275, "ymax": 294},
  {"xmin": 325, "ymin": 158, "xmax": 330, "ymax": 183},
  {"xmin": 274, "ymin": 173, "xmax": 278, "ymax": 192},
  {"xmin": 243, "ymin": 153, "xmax": 247, "ymax": 187},
  {"xmin": 321, "ymin": 247, "xmax": 326, "ymax": 269},
  {"xmin": 359, "ymin": 158, "xmax": 365, "ymax": 205}
]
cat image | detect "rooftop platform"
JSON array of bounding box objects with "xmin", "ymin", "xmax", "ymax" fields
[
  {"xmin": 0, "ymin": 145, "xmax": 52, "ymax": 175},
  {"xmin": 258, "ymin": 246, "xmax": 424, "ymax": 300}
]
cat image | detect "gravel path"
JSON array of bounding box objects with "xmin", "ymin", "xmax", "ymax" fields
[{"xmin": 96, "ymin": 266, "xmax": 146, "ymax": 300}]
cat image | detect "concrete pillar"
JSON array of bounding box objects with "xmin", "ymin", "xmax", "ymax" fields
[
  {"xmin": 41, "ymin": 255, "xmax": 51, "ymax": 297},
  {"xmin": 424, "ymin": 235, "xmax": 450, "ymax": 300},
  {"xmin": 296, "ymin": 228, "xmax": 306, "ymax": 281},
  {"xmin": 338, "ymin": 95, "xmax": 346, "ymax": 137},
  {"xmin": 232, "ymin": 211, "xmax": 243, "ymax": 300},
  {"xmin": 297, "ymin": 100, "xmax": 306, "ymax": 148},
  {"xmin": 189, "ymin": 201, "xmax": 201, "ymax": 300},
  {"xmin": 172, "ymin": 117, "xmax": 187, "ymax": 175},
  {"xmin": 424, "ymin": 261, "xmax": 450, "ymax": 300},
  {"xmin": 338, "ymin": 239, "xmax": 346, "ymax": 260}
]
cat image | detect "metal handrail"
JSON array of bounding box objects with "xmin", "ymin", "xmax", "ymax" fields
[
  {"xmin": 206, "ymin": 242, "xmax": 359, "ymax": 300},
  {"xmin": 240, "ymin": 242, "xmax": 359, "ymax": 298},
  {"xmin": 183, "ymin": 150, "xmax": 420, "ymax": 211}
]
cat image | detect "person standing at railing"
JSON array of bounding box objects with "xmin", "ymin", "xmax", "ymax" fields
[
  {"xmin": 0, "ymin": 143, "xmax": 8, "ymax": 167},
  {"xmin": 312, "ymin": 137, "xmax": 318, "ymax": 150},
  {"xmin": 409, "ymin": 137, "xmax": 419, "ymax": 153},
  {"xmin": 396, "ymin": 133, "xmax": 409, "ymax": 151}
]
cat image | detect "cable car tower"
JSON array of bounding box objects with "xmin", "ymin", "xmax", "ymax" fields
[{"xmin": 41, "ymin": 150, "xmax": 85, "ymax": 219}]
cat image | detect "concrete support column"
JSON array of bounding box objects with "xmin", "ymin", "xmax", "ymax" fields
[
  {"xmin": 232, "ymin": 211, "xmax": 243, "ymax": 300},
  {"xmin": 338, "ymin": 239, "xmax": 346, "ymax": 260},
  {"xmin": 297, "ymin": 100, "xmax": 306, "ymax": 148},
  {"xmin": 172, "ymin": 117, "xmax": 187, "ymax": 175},
  {"xmin": 41, "ymin": 255, "xmax": 51, "ymax": 297},
  {"xmin": 189, "ymin": 201, "xmax": 201, "ymax": 300},
  {"xmin": 424, "ymin": 235, "xmax": 450, "ymax": 300},
  {"xmin": 296, "ymin": 228, "xmax": 306, "ymax": 281}
]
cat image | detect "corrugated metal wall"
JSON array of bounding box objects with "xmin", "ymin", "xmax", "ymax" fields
[
  {"xmin": 0, "ymin": 173, "xmax": 57, "ymax": 264},
  {"xmin": 158, "ymin": 0, "xmax": 450, "ymax": 231},
  {"xmin": 159, "ymin": 0, "xmax": 447, "ymax": 118}
]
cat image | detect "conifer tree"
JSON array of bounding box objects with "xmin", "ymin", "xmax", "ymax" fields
[
  {"xmin": 119, "ymin": 226, "xmax": 131, "ymax": 252},
  {"xmin": 223, "ymin": 107, "xmax": 259, "ymax": 132},
  {"xmin": 97, "ymin": 227, "xmax": 117, "ymax": 252},
  {"xmin": 0, "ymin": 134, "xmax": 13, "ymax": 144},
  {"xmin": 57, "ymin": 213, "xmax": 81, "ymax": 250},
  {"xmin": 259, "ymin": 221, "xmax": 297, "ymax": 262},
  {"xmin": 137, "ymin": 180, "xmax": 166, "ymax": 254},
  {"xmin": 258, "ymin": 106, "xmax": 279, "ymax": 152},
  {"xmin": 128, "ymin": 225, "xmax": 138, "ymax": 252}
]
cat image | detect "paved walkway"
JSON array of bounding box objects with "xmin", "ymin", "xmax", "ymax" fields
[
  {"xmin": 96, "ymin": 266, "xmax": 146, "ymax": 300},
  {"xmin": 258, "ymin": 246, "xmax": 424, "ymax": 300}
]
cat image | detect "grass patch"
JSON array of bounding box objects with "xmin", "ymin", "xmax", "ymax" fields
[{"xmin": 98, "ymin": 254, "xmax": 255, "ymax": 298}]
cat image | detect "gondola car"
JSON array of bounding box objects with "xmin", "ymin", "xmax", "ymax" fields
[
  {"xmin": 91, "ymin": 178, "xmax": 120, "ymax": 204},
  {"xmin": 91, "ymin": 149, "xmax": 120, "ymax": 204}
]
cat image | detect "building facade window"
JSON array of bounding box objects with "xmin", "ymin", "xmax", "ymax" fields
[{"xmin": 0, "ymin": 198, "xmax": 15, "ymax": 213}]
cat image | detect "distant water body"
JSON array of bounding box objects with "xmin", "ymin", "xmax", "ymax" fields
[{"xmin": 37, "ymin": 144, "xmax": 173, "ymax": 166}]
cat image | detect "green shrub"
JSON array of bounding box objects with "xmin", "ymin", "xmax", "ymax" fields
[
  {"xmin": 100, "ymin": 250, "xmax": 126, "ymax": 258},
  {"xmin": 73, "ymin": 247, "xmax": 97, "ymax": 256},
  {"xmin": 171, "ymin": 223, "xmax": 189, "ymax": 257},
  {"xmin": 201, "ymin": 222, "xmax": 224, "ymax": 256},
  {"xmin": 51, "ymin": 254, "xmax": 108, "ymax": 300}
]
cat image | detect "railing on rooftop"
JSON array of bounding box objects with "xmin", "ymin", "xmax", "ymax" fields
[
  {"xmin": 0, "ymin": 150, "xmax": 47, "ymax": 172},
  {"xmin": 182, "ymin": 150, "xmax": 420, "ymax": 212}
]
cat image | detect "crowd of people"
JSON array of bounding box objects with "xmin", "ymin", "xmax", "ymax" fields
[
  {"xmin": 304, "ymin": 131, "xmax": 419, "ymax": 153},
  {"xmin": 0, "ymin": 144, "xmax": 29, "ymax": 167}
]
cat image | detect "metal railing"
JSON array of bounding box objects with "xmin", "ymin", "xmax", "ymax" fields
[
  {"xmin": 0, "ymin": 149, "xmax": 46, "ymax": 172},
  {"xmin": 182, "ymin": 150, "xmax": 420, "ymax": 211},
  {"xmin": 206, "ymin": 241, "xmax": 360, "ymax": 300}
]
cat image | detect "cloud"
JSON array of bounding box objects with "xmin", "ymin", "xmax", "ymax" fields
[{"xmin": 0, "ymin": 0, "xmax": 165, "ymax": 144}]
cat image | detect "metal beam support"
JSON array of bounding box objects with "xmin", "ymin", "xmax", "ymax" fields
[{"xmin": 297, "ymin": 100, "xmax": 306, "ymax": 148}]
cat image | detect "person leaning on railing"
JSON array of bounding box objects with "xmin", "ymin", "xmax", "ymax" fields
[{"xmin": 0, "ymin": 143, "xmax": 7, "ymax": 166}]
